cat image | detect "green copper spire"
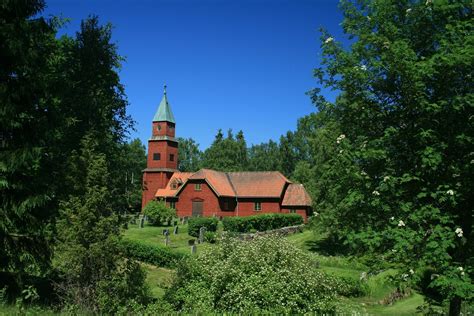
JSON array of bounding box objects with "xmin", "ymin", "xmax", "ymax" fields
[{"xmin": 153, "ymin": 84, "xmax": 176, "ymax": 123}]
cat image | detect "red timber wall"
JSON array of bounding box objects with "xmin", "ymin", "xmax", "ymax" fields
[
  {"xmin": 142, "ymin": 171, "xmax": 173, "ymax": 208},
  {"xmin": 173, "ymin": 181, "xmax": 233, "ymax": 218},
  {"xmin": 171, "ymin": 180, "xmax": 307, "ymax": 220},
  {"xmin": 234, "ymin": 198, "xmax": 281, "ymax": 217},
  {"xmin": 146, "ymin": 140, "xmax": 178, "ymax": 170}
]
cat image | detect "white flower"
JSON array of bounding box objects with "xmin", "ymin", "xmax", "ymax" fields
[
  {"xmin": 372, "ymin": 190, "xmax": 380, "ymax": 196},
  {"xmin": 391, "ymin": 249, "xmax": 397, "ymax": 253},
  {"xmin": 425, "ymin": 0, "xmax": 432, "ymax": 5},
  {"xmin": 360, "ymin": 64, "xmax": 367, "ymax": 71},
  {"xmin": 461, "ymin": 271, "xmax": 465, "ymax": 276},
  {"xmin": 455, "ymin": 227, "xmax": 463, "ymax": 237},
  {"xmin": 446, "ymin": 189, "xmax": 454, "ymax": 196},
  {"xmin": 406, "ymin": 8, "xmax": 412, "ymax": 14},
  {"xmin": 339, "ymin": 150, "xmax": 344, "ymax": 154},
  {"xmin": 458, "ymin": 267, "xmax": 463, "ymax": 271},
  {"xmin": 361, "ymin": 171, "xmax": 367, "ymax": 176},
  {"xmin": 367, "ymin": 15, "xmax": 371, "ymax": 21},
  {"xmin": 325, "ymin": 37, "xmax": 334, "ymax": 44},
  {"xmin": 383, "ymin": 176, "xmax": 390, "ymax": 182},
  {"xmin": 383, "ymin": 41, "xmax": 390, "ymax": 49},
  {"xmin": 409, "ymin": 269, "xmax": 415, "ymax": 275},
  {"xmin": 398, "ymin": 220, "xmax": 406, "ymax": 227},
  {"xmin": 336, "ymin": 134, "xmax": 346, "ymax": 144},
  {"xmin": 390, "ymin": 216, "xmax": 395, "ymax": 221},
  {"xmin": 401, "ymin": 273, "xmax": 409, "ymax": 280}
]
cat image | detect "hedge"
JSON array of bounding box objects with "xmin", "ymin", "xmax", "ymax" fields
[
  {"xmin": 120, "ymin": 239, "xmax": 186, "ymax": 268},
  {"xmin": 187, "ymin": 217, "xmax": 219, "ymax": 237},
  {"xmin": 222, "ymin": 213, "xmax": 303, "ymax": 233}
]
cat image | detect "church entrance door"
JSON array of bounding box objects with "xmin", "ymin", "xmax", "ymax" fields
[{"xmin": 192, "ymin": 201, "xmax": 203, "ymax": 217}]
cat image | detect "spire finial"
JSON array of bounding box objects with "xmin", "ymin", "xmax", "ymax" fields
[{"xmin": 163, "ymin": 84, "xmax": 167, "ymax": 95}]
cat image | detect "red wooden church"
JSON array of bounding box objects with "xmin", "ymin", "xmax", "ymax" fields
[{"xmin": 142, "ymin": 87, "xmax": 312, "ymax": 220}]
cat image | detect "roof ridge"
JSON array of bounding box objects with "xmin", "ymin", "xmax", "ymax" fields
[{"xmin": 225, "ymin": 172, "xmax": 238, "ymax": 197}]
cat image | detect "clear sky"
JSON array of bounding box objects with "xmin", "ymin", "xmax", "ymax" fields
[{"xmin": 43, "ymin": 0, "xmax": 345, "ymax": 150}]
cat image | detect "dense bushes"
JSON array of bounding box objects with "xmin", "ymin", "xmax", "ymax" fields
[
  {"xmin": 120, "ymin": 239, "xmax": 186, "ymax": 268},
  {"xmin": 187, "ymin": 217, "xmax": 218, "ymax": 237},
  {"xmin": 143, "ymin": 200, "xmax": 176, "ymax": 226},
  {"xmin": 165, "ymin": 235, "xmax": 361, "ymax": 314},
  {"xmin": 222, "ymin": 213, "xmax": 303, "ymax": 233}
]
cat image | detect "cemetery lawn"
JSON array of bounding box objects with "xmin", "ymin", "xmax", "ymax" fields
[
  {"xmin": 124, "ymin": 223, "xmax": 426, "ymax": 315},
  {"xmin": 123, "ymin": 222, "xmax": 214, "ymax": 255}
]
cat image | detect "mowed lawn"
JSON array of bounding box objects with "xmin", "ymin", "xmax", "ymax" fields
[{"xmin": 123, "ymin": 222, "xmax": 214, "ymax": 255}]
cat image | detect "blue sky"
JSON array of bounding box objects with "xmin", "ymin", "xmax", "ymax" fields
[{"xmin": 43, "ymin": 0, "xmax": 345, "ymax": 150}]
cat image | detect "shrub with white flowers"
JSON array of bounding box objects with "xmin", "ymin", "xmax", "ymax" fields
[{"xmin": 166, "ymin": 235, "xmax": 364, "ymax": 314}]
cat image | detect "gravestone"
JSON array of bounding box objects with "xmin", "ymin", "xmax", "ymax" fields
[
  {"xmin": 165, "ymin": 234, "xmax": 170, "ymax": 246},
  {"xmin": 139, "ymin": 216, "xmax": 144, "ymax": 228},
  {"xmin": 191, "ymin": 244, "xmax": 197, "ymax": 254},
  {"xmin": 199, "ymin": 227, "xmax": 206, "ymax": 244},
  {"xmin": 163, "ymin": 229, "xmax": 169, "ymax": 236},
  {"xmin": 173, "ymin": 225, "xmax": 179, "ymax": 235}
]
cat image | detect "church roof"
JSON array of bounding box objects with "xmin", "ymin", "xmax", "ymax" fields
[
  {"xmin": 153, "ymin": 85, "xmax": 176, "ymax": 123},
  {"xmin": 282, "ymin": 183, "xmax": 312, "ymax": 206},
  {"xmin": 227, "ymin": 171, "xmax": 290, "ymax": 198},
  {"xmin": 155, "ymin": 168, "xmax": 311, "ymax": 206},
  {"xmin": 155, "ymin": 172, "xmax": 194, "ymax": 197}
]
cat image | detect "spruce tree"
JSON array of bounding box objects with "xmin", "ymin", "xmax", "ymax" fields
[{"xmin": 54, "ymin": 135, "xmax": 148, "ymax": 313}]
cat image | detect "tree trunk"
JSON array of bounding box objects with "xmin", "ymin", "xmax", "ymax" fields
[{"xmin": 448, "ymin": 296, "xmax": 462, "ymax": 316}]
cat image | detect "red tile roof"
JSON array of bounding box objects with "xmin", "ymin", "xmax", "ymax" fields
[
  {"xmin": 155, "ymin": 172, "xmax": 194, "ymax": 197},
  {"xmin": 227, "ymin": 171, "xmax": 290, "ymax": 198},
  {"xmin": 282, "ymin": 183, "xmax": 312, "ymax": 206},
  {"xmin": 155, "ymin": 169, "xmax": 311, "ymax": 205},
  {"xmin": 188, "ymin": 169, "xmax": 235, "ymax": 196}
]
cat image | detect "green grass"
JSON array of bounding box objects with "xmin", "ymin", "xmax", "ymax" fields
[
  {"xmin": 142, "ymin": 263, "xmax": 174, "ymax": 299},
  {"xmin": 364, "ymin": 292, "xmax": 424, "ymax": 315},
  {"xmin": 123, "ymin": 222, "xmax": 213, "ymax": 255},
  {"xmin": 0, "ymin": 304, "xmax": 57, "ymax": 315}
]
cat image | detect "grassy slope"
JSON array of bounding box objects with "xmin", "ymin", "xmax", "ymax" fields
[
  {"xmin": 142, "ymin": 263, "xmax": 174, "ymax": 299},
  {"xmin": 287, "ymin": 229, "xmax": 423, "ymax": 315}
]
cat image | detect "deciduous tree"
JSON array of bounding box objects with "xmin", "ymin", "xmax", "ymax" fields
[{"xmin": 310, "ymin": 0, "xmax": 473, "ymax": 313}]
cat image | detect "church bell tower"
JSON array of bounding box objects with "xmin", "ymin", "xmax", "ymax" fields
[{"xmin": 142, "ymin": 85, "xmax": 178, "ymax": 208}]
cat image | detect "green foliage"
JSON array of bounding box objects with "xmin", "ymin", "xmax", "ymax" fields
[
  {"xmin": 177, "ymin": 137, "xmax": 202, "ymax": 172},
  {"xmin": 187, "ymin": 217, "xmax": 219, "ymax": 237},
  {"xmin": 166, "ymin": 235, "xmax": 360, "ymax": 313},
  {"xmin": 0, "ymin": 0, "xmax": 59, "ymax": 284},
  {"xmin": 54, "ymin": 136, "xmax": 149, "ymax": 313},
  {"xmin": 143, "ymin": 200, "xmax": 176, "ymax": 226},
  {"xmin": 222, "ymin": 213, "xmax": 304, "ymax": 233},
  {"xmin": 201, "ymin": 129, "xmax": 248, "ymax": 171},
  {"xmin": 247, "ymin": 140, "xmax": 281, "ymax": 172},
  {"xmin": 204, "ymin": 231, "xmax": 217, "ymax": 243},
  {"xmin": 120, "ymin": 239, "xmax": 186, "ymax": 268},
  {"xmin": 118, "ymin": 139, "xmax": 147, "ymax": 213},
  {"xmin": 307, "ymin": 0, "xmax": 474, "ymax": 312}
]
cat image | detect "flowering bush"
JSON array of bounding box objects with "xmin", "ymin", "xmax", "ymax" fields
[{"xmin": 165, "ymin": 235, "xmax": 362, "ymax": 313}]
